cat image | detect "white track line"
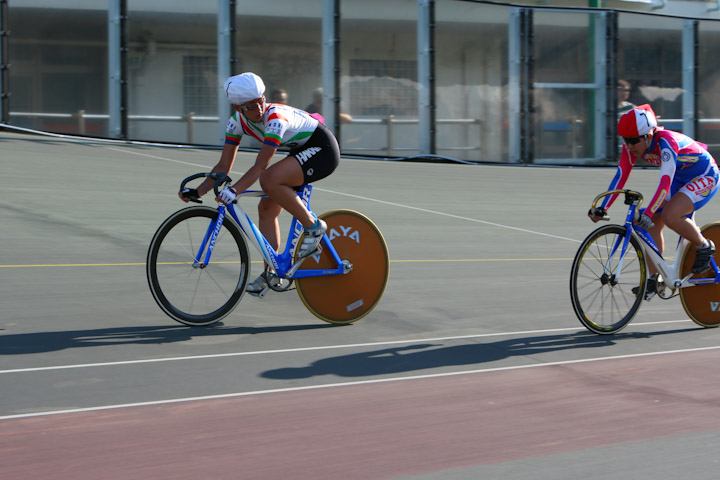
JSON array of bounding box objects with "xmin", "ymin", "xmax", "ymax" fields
[
  {"xmin": 1, "ymin": 137, "xmax": 710, "ymax": 420},
  {"xmin": 319, "ymin": 187, "xmax": 581, "ymax": 243},
  {"xmin": 2, "ymin": 341, "xmax": 718, "ymax": 421},
  {"xmin": 0, "ymin": 320, "xmax": 693, "ymax": 375},
  {"xmin": 104, "ymin": 146, "xmax": 582, "ymax": 243}
]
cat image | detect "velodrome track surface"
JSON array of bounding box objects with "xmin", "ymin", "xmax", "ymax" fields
[{"xmin": 1, "ymin": 131, "xmax": 719, "ymax": 479}]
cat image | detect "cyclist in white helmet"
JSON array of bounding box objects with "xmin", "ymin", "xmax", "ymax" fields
[
  {"xmin": 179, "ymin": 72, "xmax": 340, "ymax": 295},
  {"xmin": 589, "ymin": 104, "xmax": 718, "ymax": 292}
]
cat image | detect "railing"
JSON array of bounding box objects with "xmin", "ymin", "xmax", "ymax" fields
[
  {"xmin": 21, "ymin": 111, "xmax": 720, "ymax": 158},
  {"xmin": 8, "ymin": 110, "xmax": 216, "ymax": 144},
  {"xmin": 7, "ymin": 111, "xmax": 485, "ymax": 159},
  {"xmin": 539, "ymin": 117, "xmax": 720, "ymax": 160},
  {"xmin": 656, "ymin": 118, "xmax": 720, "ymax": 149},
  {"xmin": 343, "ymin": 116, "xmax": 485, "ymax": 159}
]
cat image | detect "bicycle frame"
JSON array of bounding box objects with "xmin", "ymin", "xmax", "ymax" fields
[
  {"xmin": 606, "ymin": 191, "xmax": 720, "ymax": 292},
  {"xmin": 194, "ymin": 185, "xmax": 346, "ymax": 280}
]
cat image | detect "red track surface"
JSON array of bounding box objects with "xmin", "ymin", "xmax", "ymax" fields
[{"xmin": 2, "ymin": 349, "xmax": 718, "ymax": 479}]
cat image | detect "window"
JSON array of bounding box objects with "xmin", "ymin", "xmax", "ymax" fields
[
  {"xmin": 183, "ymin": 56, "xmax": 217, "ymax": 116},
  {"xmin": 349, "ymin": 59, "xmax": 418, "ymax": 117}
]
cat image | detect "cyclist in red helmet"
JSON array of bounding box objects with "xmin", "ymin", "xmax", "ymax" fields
[{"xmin": 589, "ymin": 104, "xmax": 718, "ymax": 287}]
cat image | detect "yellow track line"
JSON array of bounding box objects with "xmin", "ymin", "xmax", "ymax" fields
[
  {"xmin": 0, "ymin": 258, "xmax": 572, "ymax": 268},
  {"xmin": 391, "ymin": 258, "xmax": 571, "ymax": 262}
]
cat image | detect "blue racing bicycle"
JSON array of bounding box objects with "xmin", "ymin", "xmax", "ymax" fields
[
  {"xmin": 146, "ymin": 173, "xmax": 389, "ymax": 326},
  {"xmin": 570, "ymin": 189, "xmax": 720, "ymax": 334}
]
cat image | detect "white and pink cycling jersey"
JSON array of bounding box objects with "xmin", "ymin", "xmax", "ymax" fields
[
  {"xmin": 224, "ymin": 103, "xmax": 320, "ymax": 150},
  {"xmin": 602, "ymin": 128, "xmax": 719, "ymax": 214}
]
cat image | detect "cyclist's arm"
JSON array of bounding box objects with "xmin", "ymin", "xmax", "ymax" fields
[
  {"xmin": 645, "ymin": 139, "xmax": 677, "ymax": 216},
  {"xmin": 227, "ymin": 143, "xmax": 277, "ymax": 195},
  {"xmin": 600, "ymin": 146, "xmax": 635, "ymax": 210},
  {"xmin": 224, "ymin": 108, "xmax": 285, "ymax": 194},
  {"xmin": 181, "ymin": 113, "xmax": 243, "ymax": 200},
  {"xmin": 195, "ymin": 142, "xmax": 240, "ymax": 197}
]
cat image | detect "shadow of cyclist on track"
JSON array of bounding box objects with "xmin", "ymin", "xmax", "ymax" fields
[{"xmin": 261, "ymin": 328, "xmax": 702, "ymax": 380}]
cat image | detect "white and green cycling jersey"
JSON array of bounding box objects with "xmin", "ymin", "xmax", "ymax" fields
[{"xmin": 224, "ymin": 103, "xmax": 320, "ymax": 150}]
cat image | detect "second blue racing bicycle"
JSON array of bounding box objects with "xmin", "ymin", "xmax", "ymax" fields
[{"xmin": 570, "ymin": 189, "xmax": 720, "ymax": 334}]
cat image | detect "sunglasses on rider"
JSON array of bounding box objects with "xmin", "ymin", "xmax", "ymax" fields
[
  {"xmin": 623, "ymin": 136, "xmax": 644, "ymax": 145},
  {"xmin": 238, "ymin": 96, "xmax": 265, "ymax": 112}
]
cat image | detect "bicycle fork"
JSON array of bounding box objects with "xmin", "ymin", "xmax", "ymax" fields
[
  {"xmin": 192, "ymin": 205, "xmax": 227, "ymax": 268},
  {"xmin": 601, "ymin": 225, "xmax": 633, "ymax": 287}
]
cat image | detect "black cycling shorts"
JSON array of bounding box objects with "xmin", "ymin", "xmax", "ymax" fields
[{"xmin": 288, "ymin": 123, "xmax": 340, "ymax": 184}]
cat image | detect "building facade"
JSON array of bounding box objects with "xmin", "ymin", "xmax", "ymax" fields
[{"xmin": 3, "ymin": 0, "xmax": 720, "ymax": 165}]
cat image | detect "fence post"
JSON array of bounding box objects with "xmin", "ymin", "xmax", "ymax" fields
[
  {"xmin": 477, "ymin": 119, "xmax": 486, "ymax": 162},
  {"xmin": 417, "ymin": 0, "xmax": 435, "ymax": 155},
  {"xmin": 75, "ymin": 110, "xmax": 86, "ymax": 135},
  {"xmin": 108, "ymin": 0, "xmax": 128, "ymax": 139},
  {"xmin": 185, "ymin": 112, "xmax": 195, "ymax": 144},
  {"xmin": 0, "ymin": 0, "xmax": 9, "ymax": 125},
  {"xmin": 386, "ymin": 115, "xmax": 395, "ymax": 156}
]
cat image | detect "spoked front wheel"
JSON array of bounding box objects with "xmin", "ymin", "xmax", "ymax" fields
[
  {"xmin": 147, "ymin": 206, "xmax": 250, "ymax": 326},
  {"xmin": 679, "ymin": 221, "xmax": 720, "ymax": 328},
  {"xmin": 570, "ymin": 224, "xmax": 647, "ymax": 334},
  {"xmin": 294, "ymin": 209, "xmax": 389, "ymax": 325}
]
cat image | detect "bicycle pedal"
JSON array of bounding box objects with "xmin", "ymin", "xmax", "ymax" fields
[{"xmin": 249, "ymin": 285, "xmax": 269, "ymax": 299}]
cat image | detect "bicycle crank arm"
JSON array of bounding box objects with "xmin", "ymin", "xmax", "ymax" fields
[
  {"xmin": 256, "ymin": 285, "xmax": 270, "ymax": 299},
  {"xmin": 286, "ymin": 256, "xmax": 309, "ymax": 278}
]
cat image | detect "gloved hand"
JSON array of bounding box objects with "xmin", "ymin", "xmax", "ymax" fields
[
  {"xmin": 219, "ymin": 186, "xmax": 237, "ymax": 204},
  {"xmin": 588, "ymin": 207, "xmax": 607, "ymax": 219},
  {"xmin": 634, "ymin": 211, "xmax": 654, "ymax": 229},
  {"xmin": 180, "ymin": 188, "xmax": 201, "ymax": 203}
]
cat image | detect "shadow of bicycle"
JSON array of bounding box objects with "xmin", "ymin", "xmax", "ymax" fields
[
  {"xmin": 261, "ymin": 327, "xmax": 702, "ymax": 380},
  {"xmin": 0, "ymin": 323, "xmax": 337, "ymax": 355}
]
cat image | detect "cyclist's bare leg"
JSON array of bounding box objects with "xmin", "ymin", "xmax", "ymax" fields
[
  {"xmin": 647, "ymin": 211, "xmax": 665, "ymax": 276},
  {"xmin": 259, "ymin": 156, "xmax": 316, "ymax": 227},
  {"xmin": 258, "ymin": 196, "xmax": 282, "ymax": 252},
  {"xmin": 661, "ymin": 193, "xmax": 705, "ymax": 247}
]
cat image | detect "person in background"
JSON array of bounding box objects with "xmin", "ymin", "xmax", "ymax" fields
[
  {"xmin": 305, "ymin": 87, "xmax": 353, "ymax": 124},
  {"xmin": 617, "ymin": 79, "xmax": 635, "ymax": 115},
  {"xmin": 269, "ymin": 88, "xmax": 288, "ymax": 105}
]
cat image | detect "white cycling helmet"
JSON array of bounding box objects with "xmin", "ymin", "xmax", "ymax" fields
[
  {"xmin": 617, "ymin": 104, "xmax": 657, "ymax": 137},
  {"xmin": 223, "ymin": 73, "xmax": 265, "ymax": 105}
]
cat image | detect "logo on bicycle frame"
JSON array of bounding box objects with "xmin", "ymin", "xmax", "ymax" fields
[
  {"xmin": 290, "ymin": 220, "xmax": 304, "ymax": 253},
  {"xmin": 289, "ymin": 186, "xmax": 315, "ymax": 254},
  {"xmin": 634, "ymin": 226, "xmax": 662, "ymax": 257}
]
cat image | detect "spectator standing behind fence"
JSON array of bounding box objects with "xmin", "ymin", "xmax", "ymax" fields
[
  {"xmin": 617, "ymin": 79, "xmax": 636, "ymax": 115},
  {"xmin": 269, "ymin": 88, "xmax": 288, "ymax": 105},
  {"xmin": 306, "ymin": 88, "xmax": 353, "ymax": 124}
]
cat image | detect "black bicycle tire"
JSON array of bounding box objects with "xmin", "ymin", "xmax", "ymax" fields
[
  {"xmin": 570, "ymin": 224, "xmax": 647, "ymax": 334},
  {"xmin": 146, "ymin": 206, "xmax": 250, "ymax": 326}
]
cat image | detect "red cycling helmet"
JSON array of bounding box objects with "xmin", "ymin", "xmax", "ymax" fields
[{"xmin": 617, "ymin": 104, "xmax": 657, "ymax": 137}]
